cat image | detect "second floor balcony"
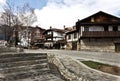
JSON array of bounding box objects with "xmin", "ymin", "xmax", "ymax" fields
[{"xmin": 81, "ymin": 31, "xmax": 120, "ymax": 38}]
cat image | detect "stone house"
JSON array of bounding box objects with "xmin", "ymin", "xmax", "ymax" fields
[
  {"xmin": 77, "ymin": 11, "xmax": 120, "ymax": 52},
  {"xmin": 66, "ymin": 11, "xmax": 120, "ymax": 52},
  {"xmin": 65, "ymin": 26, "xmax": 79, "ymax": 50},
  {"xmin": 43, "ymin": 27, "xmax": 66, "ymax": 49}
]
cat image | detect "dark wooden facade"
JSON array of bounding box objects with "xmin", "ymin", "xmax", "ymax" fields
[
  {"xmin": 75, "ymin": 11, "xmax": 120, "ymax": 52},
  {"xmin": 82, "ymin": 31, "xmax": 120, "ymax": 38}
]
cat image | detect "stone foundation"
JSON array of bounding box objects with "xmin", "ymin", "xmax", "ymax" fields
[{"xmin": 80, "ymin": 38, "xmax": 120, "ymax": 52}]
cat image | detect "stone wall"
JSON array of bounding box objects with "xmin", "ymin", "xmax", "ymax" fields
[
  {"xmin": 48, "ymin": 54, "xmax": 91, "ymax": 81},
  {"xmin": 80, "ymin": 38, "xmax": 120, "ymax": 52},
  {"xmin": 0, "ymin": 47, "xmax": 24, "ymax": 53},
  {"xmin": 66, "ymin": 41, "xmax": 79, "ymax": 50},
  {"xmin": 77, "ymin": 41, "xmax": 80, "ymax": 51},
  {"xmin": 65, "ymin": 42, "xmax": 72, "ymax": 50}
]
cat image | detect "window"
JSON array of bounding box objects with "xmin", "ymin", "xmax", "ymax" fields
[
  {"xmin": 48, "ymin": 31, "xmax": 52, "ymax": 35},
  {"xmin": 74, "ymin": 33, "xmax": 77, "ymax": 39},
  {"xmin": 113, "ymin": 26, "xmax": 118, "ymax": 31},
  {"xmin": 84, "ymin": 26, "xmax": 89, "ymax": 31},
  {"xmin": 35, "ymin": 30, "xmax": 40, "ymax": 36},
  {"xmin": 68, "ymin": 34, "xmax": 71, "ymax": 39},
  {"xmin": 104, "ymin": 26, "xmax": 108, "ymax": 31},
  {"xmin": 91, "ymin": 17, "xmax": 95, "ymax": 22},
  {"xmin": 47, "ymin": 38, "xmax": 52, "ymax": 40},
  {"xmin": 36, "ymin": 29, "xmax": 40, "ymax": 33}
]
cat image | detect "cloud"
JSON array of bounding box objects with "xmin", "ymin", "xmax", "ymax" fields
[
  {"xmin": 0, "ymin": 0, "xmax": 6, "ymax": 4},
  {"xmin": 34, "ymin": 0, "xmax": 120, "ymax": 29},
  {"xmin": 0, "ymin": 0, "xmax": 6, "ymax": 12}
]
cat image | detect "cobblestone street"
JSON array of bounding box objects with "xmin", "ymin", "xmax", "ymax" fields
[{"xmin": 24, "ymin": 49, "xmax": 120, "ymax": 67}]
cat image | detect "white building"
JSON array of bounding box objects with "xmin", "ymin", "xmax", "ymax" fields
[{"xmin": 43, "ymin": 27, "xmax": 65, "ymax": 49}]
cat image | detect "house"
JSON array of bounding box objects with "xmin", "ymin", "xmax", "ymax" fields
[
  {"xmin": 18, "ymin": 26, "xmax": 32, "ymax": 47},
  {"xmin": 65, "ymin": 26, "xmax": 79, "ymax": 50},
  {"xmin": 43, "ymin": 27, "xmax": 65, "ymax": 49},
  {"xmin": 0, "ymin": 25, "xmax": 12, "ymax": 41},
  {"xmin": 18, "ymin": 26, "xmax": 45, "ymax": 48},
  {"xmin": 31, "ymin": 26, "xmax": 45, "ymax": 48},
  {"xmin": 75, "ymin": 11, "xmax": 120, "ymax": 52},
  {"xmin": 0, "ymin": 27, "xmax": 5, "ymax": 40}
]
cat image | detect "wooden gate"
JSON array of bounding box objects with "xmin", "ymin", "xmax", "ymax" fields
[{"xmin": 115, "ymin": 43, "xmax": 120, "ymax": 52}]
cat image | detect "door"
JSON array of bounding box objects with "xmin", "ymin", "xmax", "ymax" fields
[
  {"xmin": 72, "ymin": 42, "xmax": 77, "ymax": 50},
  {"xmin": 115, "ymin": 43, "xmax": 120, "ymax": 52}
]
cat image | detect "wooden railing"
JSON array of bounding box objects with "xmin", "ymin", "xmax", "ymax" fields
[{"xmin": 82, "ymin": 31, "xmax": 120, "ymax": 37}]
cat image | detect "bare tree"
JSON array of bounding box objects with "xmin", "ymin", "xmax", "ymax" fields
[
  {"xmin": 18, "ymin": 3, "xmax": 37, "ymax": 47},
  {"xmin": 0, "ymin": 2, "xmax": 37, "ymax": 46},
  {"xmin": 19, "ymin": 3, "xmax": 37, "ymax": 26},
  {"xmin": 0, "ymin": 13, "xmax": 13, "ymax": 41},
  {"xmin": 0, "ymin": 2, "xmax": 19, "ymax": 42}
]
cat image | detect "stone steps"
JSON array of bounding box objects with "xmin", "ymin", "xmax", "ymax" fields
[
  {"xmin": 0, "ymin": 63, "xmax": 48, "ymax": 74},
  {"xmin": 0, "ymin": 55, "xmax": 47, "ymax": 63},
  {"xmin": 0, "ymin": 59, "xmax": 47, "ymax": 68},
  {"xmin": 0, "ymin": 53, "xmax": 47, "ymax": 58},
  {"xmin": 0, "ymin": 53, "xmax": 49, "ymax": 81},
  {"xmin": 1, "ymin": 69, "xmax": 50, "ymax": 81}
]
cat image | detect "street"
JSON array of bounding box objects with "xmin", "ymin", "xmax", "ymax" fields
[{"xmin": 24, "ymin": 49, "xmax": 120, "ymax": 67}]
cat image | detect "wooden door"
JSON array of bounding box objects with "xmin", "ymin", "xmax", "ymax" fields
[
  {"xmin": 115, "ymin": 43, "xmax": 120, "ymax": 52},
  {"xmin": 72, "ymin": 42, "xmax": 77, "ymax": 50}
]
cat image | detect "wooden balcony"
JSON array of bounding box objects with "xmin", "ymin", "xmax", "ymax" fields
[
  {"xmin": 57, "ymin": 39, "xmax": 66, "ymax": 43},
  {"xmin": 44, "ymin": 34, "xmax": 53, "ymax": 38},
  {"xmin": 81, "ymin": 31, "xmax": 120, "ymax": 37}
]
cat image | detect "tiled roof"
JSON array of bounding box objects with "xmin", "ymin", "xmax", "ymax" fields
[{"xmin": 43, "ymin": 28, "xmax": 65, "ymax": 34}]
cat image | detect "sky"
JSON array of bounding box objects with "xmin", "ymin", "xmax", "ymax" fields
[{"xmin": 0, "ymin": 0, "xmax": 120, "ymax": 29}]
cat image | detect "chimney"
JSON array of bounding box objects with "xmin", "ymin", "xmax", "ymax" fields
[
  {"xmin": 36, "ymin": 25, "xmax": 38, "ymax": 28},
  {"xmin": 63, "ymin": 25, "xmax": 66, "ymax": 29},
  {"xmin": 50, "ymin": 26, "xmax": 52, "ymax": 29}
]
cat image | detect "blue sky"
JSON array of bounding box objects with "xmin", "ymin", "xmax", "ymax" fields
[
  {"xmin": 7, "ymin": 0, "xmax": 48, "ymax": 9},
  {"xmin": 0, "ymin": 0, "xmax": 120, "ymax": 29}
]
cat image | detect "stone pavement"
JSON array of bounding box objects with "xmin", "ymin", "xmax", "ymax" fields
[
  {"xmin": 59, "ymin": 56, "xmax": 120, "ymax": 81},
  {"xmin": 48, "ymin": 55, "xmax": 120, "ymax": 81},
  {"xmin": 16, "ymin": 74, "xmax": 64, "ymax": 81},
  {"xmin": 23, "ymin": 49, "xmax": 120, "ymax": 81}
]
